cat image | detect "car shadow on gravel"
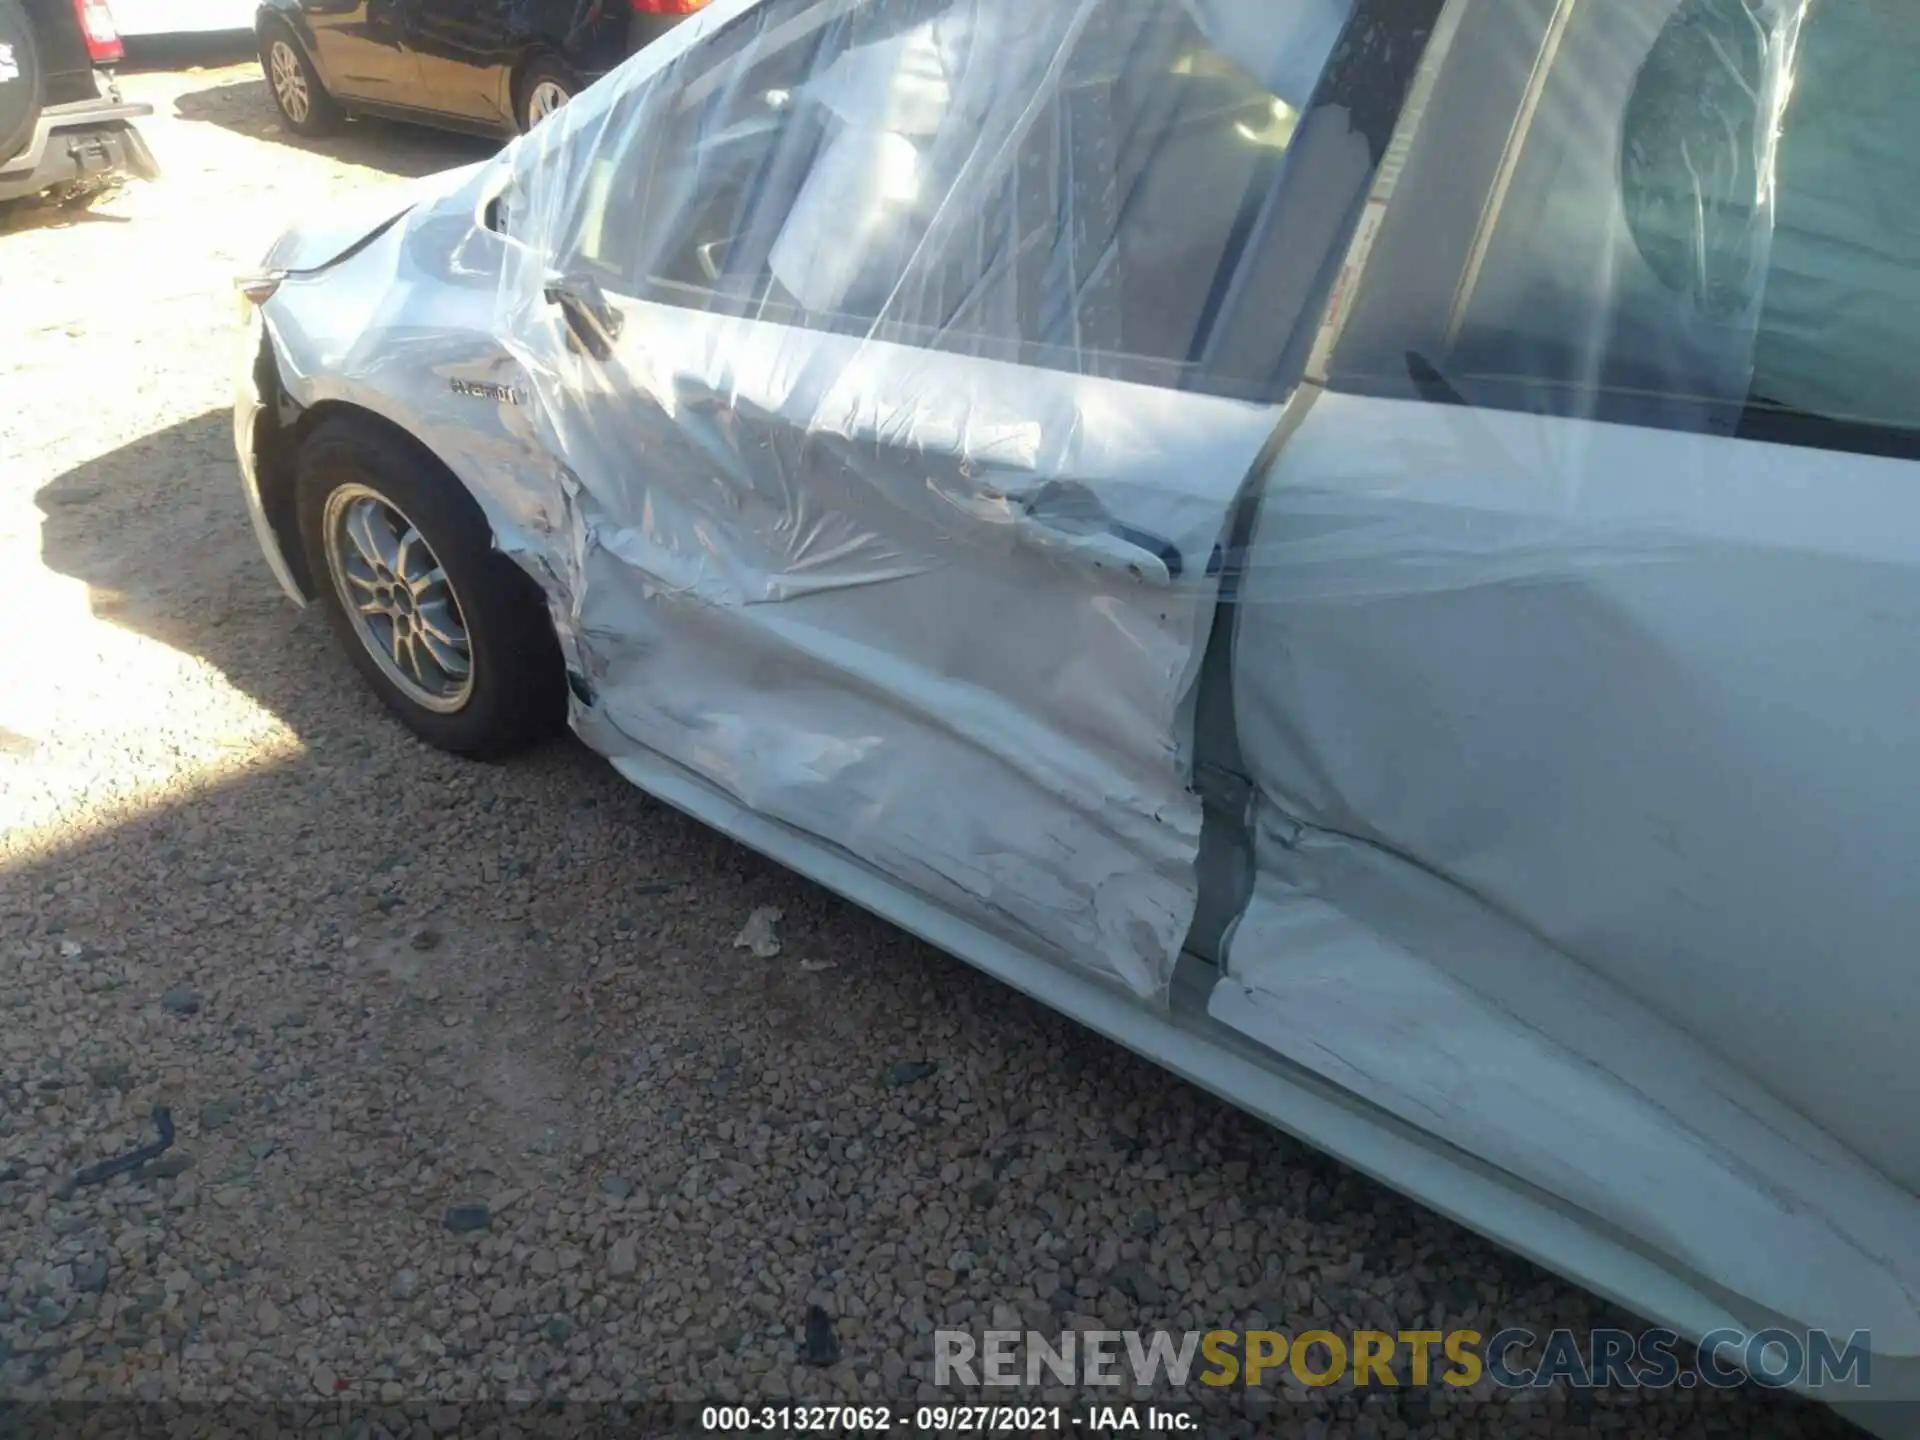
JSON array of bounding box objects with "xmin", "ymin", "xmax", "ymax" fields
[
  {"xmin": 30, "ymin": 408, "xmax": 500, "ymax": 748},
  {"xmin": 172, "ymin": 78, "xmax": 499, "ymax": 180},
  {"xmin": 0, "ymin": 190, "xmax": 134, "ymax": 237},
  {"xmin": 118, "ymin": 33, "xmax": 258, "ymax": 75}
]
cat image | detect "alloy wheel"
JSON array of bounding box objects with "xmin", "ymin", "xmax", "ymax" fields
[
  {"xmin": 321, "ymin": 484, "xmax": 475, "ymax": 713},
  {"xmin": 526, "ymin": 79, "xmax": 569, "ymax": 125},
  {"xmin": 269, "ymin": 39, "xmax": 310, "ymax": 126}
]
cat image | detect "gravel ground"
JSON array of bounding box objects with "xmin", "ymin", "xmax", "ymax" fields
[{"xmin": 0, "ymin": 53, "xmax": 1862, "ymax": 1440}]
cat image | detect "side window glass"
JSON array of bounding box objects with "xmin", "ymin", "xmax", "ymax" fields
[
  {"xmin": 1381, "ymin": 0, "xmax": 1920, "ymax": 452},
  {"xmin": 564, "ymin": 0, "xmax": 1366, "ymax": 401},
  {"xmin": 1427, "ymin": 0, "xmax": 1804, "ymax": 425},
  {"xmin": 1744, "ymin": 0, "xmax": 1920, "ymax": 440},
  {"xmin": 567, "ymin": 1, "xmax": 871, "ymax": 303},
  {"xmin": 1618, "ymin": 0, "xmax": 1780, "ymax": 322},
  {"xmin": 863, "ymin": 0, "xmax": 1351, "ymax": 392}
]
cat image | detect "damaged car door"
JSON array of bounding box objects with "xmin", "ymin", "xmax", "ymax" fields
[
  {"xmin": 1208, "ymin": 0, "xmax": 1920, "ymax": 1368},
  {"xmin": 497, "ymin": 0, "xmax": 1442, "ymax": 1002}
]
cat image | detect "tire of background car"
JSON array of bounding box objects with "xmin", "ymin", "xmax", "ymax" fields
[
  {"xmin": 258, "ymin": 16, "xmax": 341, "ymax": 137},
  {"xmin": 0, "ymin": 0, "xmax": 45, "ymax": 168},
  {"xmin": 294, "ymin": 417, "xmax": 566, "ymax": 760},
  {"xmin": 514, "ymin": 54, "xmax": 577, "ymax": 133}
]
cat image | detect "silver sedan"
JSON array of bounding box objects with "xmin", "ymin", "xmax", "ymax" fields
[{"xmin": 234, "ymin": 0, "xmax": 1920, "ymax": 1427}]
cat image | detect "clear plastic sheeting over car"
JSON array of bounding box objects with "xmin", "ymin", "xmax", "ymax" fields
[
  {"xmin": 1223, "ymin": 0, "xmax": 1920, "ymax": 1379},
  {"xmin": 247, "ymin": 0, "xmax": 1920, "ymax": 1421},
  {"xmin": 488, "ymin": 0, "xmax": 1368, "ymax": 1002}
]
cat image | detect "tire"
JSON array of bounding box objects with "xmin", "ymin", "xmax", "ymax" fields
[
  {"xmin": 514, "ymin": 55, "xmax": 577, "ymax": 133},
  {"xmin": 295, "ymin": 417, "xmax": 566, "ymax": 760},
  {"xmin": 0, "ymin": 0, "xmax": 44, "ymax": 168},
  {"xmin": 259, "ymin": 18, "xmax": 341, "ymax": 137}
]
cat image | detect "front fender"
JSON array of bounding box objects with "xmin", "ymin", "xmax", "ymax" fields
[{"xmin": 258, "ymin": 207, "xmax": 563, "ymax": 595}]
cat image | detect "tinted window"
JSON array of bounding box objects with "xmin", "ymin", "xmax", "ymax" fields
[
  {"xmin": 563, "ymin": 0, "xmax": 1364, "ymax": 400},
  {"xmin": 1616, "ymin": 0, "xmax": 1920, "ymax": 441},
  {"xmin": 1340, "ymin": 0, "xmax": 1920, "ymax": 453},
  {"xmin": 1744, "ymin": 0, "xmax": 1920, "ymax": 441}
]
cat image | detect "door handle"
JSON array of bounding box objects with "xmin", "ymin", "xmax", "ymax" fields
[
  {"xmin": 1105, "ymin": 522, "xmax": 1185, "ymax": 581},
  {"xmin": 1019, "ymin": 480, "xmax": 1185, "ymax": 586},
  {"xmin": 1022, "ymin": 520, "xmax": 1184, "ymax": 586},
  {"xmin": 544, "ymin": 273, "xmax": 623, "ymax": 362}
]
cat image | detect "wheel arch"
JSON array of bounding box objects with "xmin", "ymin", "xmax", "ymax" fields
[
  {"xmin": 281, "ymin": 397, "xmax": 571, "ymax": 757},
  {"xmin": 255, "ymin": 4, "xmax": 331, "ymax": 92},
  {"xmin": 255, "ymin": 394, "xmax": 489, "ymax": 604}
]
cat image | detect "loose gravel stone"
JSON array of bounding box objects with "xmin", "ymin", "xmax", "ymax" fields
[
  {"xmin": 441, "ymin": 1203, "xmax": 490, "ymax": 1234},
  {"xmin": 72, "ymin": 1257, "xmax": 109, "ymax": 1294},
  {"xmin": 607, "ymin": 1237, "xmax": 637, "ymax": 1277},
  {"xmin": 732, "ymin": 906, "xmax": 784, "ymax": 958},
  {"xmin": 0, "ymin": 49, "xmax": 1859, "ymax": 1440},
  {"xmin": 1107, "ymin": 1261, "xmax": 1162, "ymax": 1307},
  {"xmin": 802, "ymin": 1306, "xmax": 840, "ymax": 1368}
]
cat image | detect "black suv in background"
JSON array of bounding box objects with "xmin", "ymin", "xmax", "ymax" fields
[
  {"xmin": 0, "ymin": 0, "xmax": 156, "ymax": 204},
  {"xmin": 255, "ymin": 0, "xmax": 710, "ymax": 140}
]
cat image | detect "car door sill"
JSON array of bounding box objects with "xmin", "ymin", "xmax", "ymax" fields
[{"xmin": 340, "ymin": 98, "xmax": 512, "ymax": 140}]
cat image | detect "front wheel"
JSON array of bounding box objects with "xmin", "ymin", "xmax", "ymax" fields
[
  {"xmin": 295, "ymin": 418, "xmax": 566, "ymax": 759},
  {"xmin": 260, "ymin": 21, "xmax": 342, "ymax": 137}
]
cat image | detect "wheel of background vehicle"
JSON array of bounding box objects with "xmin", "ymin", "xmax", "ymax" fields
[
  {"xmin": 258, "ymin": 18, "xmax": 341, "ymax": 137},
  {"xmin": 515, "ymin": 55, "xmax": 577, "ymax": 133},
  {"xmin": 294, "ymin": 417, "xmax": 566, "ymax": 760},
  {"xmin": 0, "ymin": 0, "xmax": 45, "ymax": 168}
]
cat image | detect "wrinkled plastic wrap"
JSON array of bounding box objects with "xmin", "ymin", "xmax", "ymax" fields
[
  {"xmin": 251, "ymin": 0, "xmax": 1920, "ymax": 1415},
  {"xmin": 1210, "ymin": 0, "xmax": 1920, "ymax": 1381},
  {"xmin": 488, "ymin": 0, "xmax": 1366, "ymax": 1000}
]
